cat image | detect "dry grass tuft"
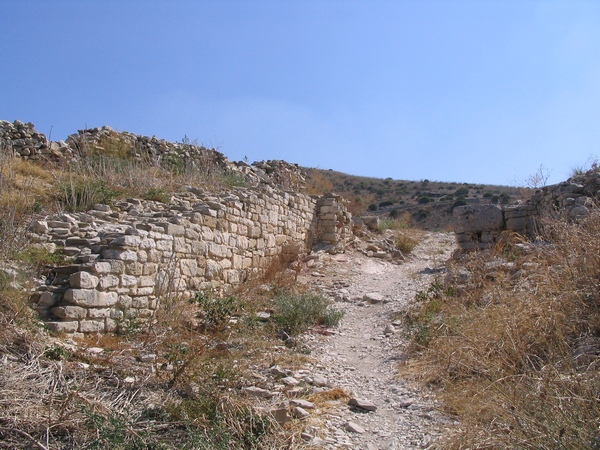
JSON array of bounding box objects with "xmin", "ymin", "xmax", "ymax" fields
[{"xmin": 404, "ymin": 211, "xmax": 600, "ymax": 448}]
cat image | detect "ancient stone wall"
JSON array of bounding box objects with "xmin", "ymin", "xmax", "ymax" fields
[
  {"xmin": 454, "ymin": 169, "xmax": 600, "ymax": 251},
  {"xmin": 29, "ymin": 188, "xmax": 351, "ymax": 334}
]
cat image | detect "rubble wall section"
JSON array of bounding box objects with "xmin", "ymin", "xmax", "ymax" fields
[{"xmin": 454, "ymin": 170, "xmax": 600, "ymax": 251}]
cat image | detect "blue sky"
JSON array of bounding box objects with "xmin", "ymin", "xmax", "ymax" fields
[{"xmin": 2, "ymin": 0, "xmax": 600, "ymax": 186}]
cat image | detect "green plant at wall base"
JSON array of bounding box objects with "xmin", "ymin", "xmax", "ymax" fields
[
  {"xmin": 191, "ymin": 292, "xmax": 244, "ymax": 330},
  {"xmin": 142, "ymin": 187, "xmax": 171, "ymax": 203},
  {"xmin": 15, "ymin": 246, "xmax": 70, "ymax": 268},
  {"xmin": 221, "ymin": 171, "xmax": 248, "ymax": 187},
  {"xmin": 273, "ymin": 291, "xmax": 344, "ymax": 335}
]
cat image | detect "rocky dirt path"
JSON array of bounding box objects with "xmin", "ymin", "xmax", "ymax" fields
[{"xmin": 300, "ymin": 231, "xmax": 457, "ymax": 449}]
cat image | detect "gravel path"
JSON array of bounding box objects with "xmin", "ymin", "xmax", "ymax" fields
[{"xmin": 300, "ymin": 231, "xmax": 457, "ymax": 449}]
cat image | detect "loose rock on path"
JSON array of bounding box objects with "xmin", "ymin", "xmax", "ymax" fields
[{"xmin": 299, "ymin": 231, "xmax": 457, "ymax": 449}]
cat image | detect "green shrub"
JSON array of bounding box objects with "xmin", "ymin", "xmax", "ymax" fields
[
  {"xmin": 220, "ymin": 171, "xmax": 248, "ymax": 187},
  {"xmin": 58, "ymin": 178, "xmax": 118, "ymax": 212},
  {"xmin": 368, "ymin": 203, "xmax": 378, "ymax": 211},
  {"xmin": 273, "ymin": 291, "xmax": 344, "ymax": 335},
  {"xmin": 142, "ymin": 188, "xmax": 171, "ymax": 203},
  {"xmin": 452, "ymin": 199, "xmax": 467, "ymax": 208},
  {"xmin": 191, "ymin": 292, "xmax": 244, "ymax": 331}
]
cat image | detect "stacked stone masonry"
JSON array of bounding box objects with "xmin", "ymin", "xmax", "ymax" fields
[
  {"xmin": 29, "ymin": 188, "xmax": 351, "ymax": 334},
  {"xmin": 0, "ymin": 119, "xmax": 353, "ymax": 334},
  {"xmin": 454, "ymin": 169, "xmax": 600, "ymax": 251}
]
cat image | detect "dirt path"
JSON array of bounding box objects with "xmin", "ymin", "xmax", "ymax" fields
[{"xmin": 300, "ymin": 231, "xmax": 457, "ymax": 449}]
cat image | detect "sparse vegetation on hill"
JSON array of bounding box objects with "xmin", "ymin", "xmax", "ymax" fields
[
  {"xmin": 2, "ymin": 123, "xmax": 598, "ymax": 448},
  {"xmin": 304, "ymin": 168, "xmax": 530, "ymax": 230}
]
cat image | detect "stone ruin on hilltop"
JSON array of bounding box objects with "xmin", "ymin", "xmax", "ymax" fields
[
  {"xmin": 0, "ymin": 119, "xmax": 354, "ymax": 335},
  {"xmin": 453, "ymin": 169, "xmax": 600, "ymax": 251}
]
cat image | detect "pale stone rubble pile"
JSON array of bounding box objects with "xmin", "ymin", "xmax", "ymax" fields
[
  {"xmin": 453, "ymin": 169, "xmax": 600, "ymax": 251},
  {"xmin": 0, "ymin": 119, "xmax": 306, "ymax": 190}
]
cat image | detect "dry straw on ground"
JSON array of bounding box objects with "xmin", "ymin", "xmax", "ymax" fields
[{"xmin": 404, "ymin": 212, "xmax": 600, "ymax": 449}]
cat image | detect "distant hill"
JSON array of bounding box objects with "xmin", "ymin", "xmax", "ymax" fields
[{"xmin": 304, "ymin": 168, "xmax": 532, "ymax": 230}]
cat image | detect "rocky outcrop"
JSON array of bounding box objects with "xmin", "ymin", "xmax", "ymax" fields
[{"xmin": 454, "ymin": 169, "xmax": 600, "ymax": 251}]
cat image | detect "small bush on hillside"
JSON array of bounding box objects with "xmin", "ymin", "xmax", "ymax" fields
[
  {"xmin": 368, "ymin": 203, "xmax": 378, "ymax": 211},
  {"xmin": 452, "ymin": 199, "xmax": 467, "ymax": 209},
  {"xmin": 273, "ymin": 291, "xmax": 344, "ymax": 335},
  {"xmin": 191, "ymin": 292, "xmax": 244, "ymax": 331},
  {"xmin": 395, "ymin": 232, "xmax": 419, "ymax": 255}
]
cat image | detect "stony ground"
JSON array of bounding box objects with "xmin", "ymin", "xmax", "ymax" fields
[{"xmin": 297, "ymin": 231, "xmax": 457, "ymax": 449}]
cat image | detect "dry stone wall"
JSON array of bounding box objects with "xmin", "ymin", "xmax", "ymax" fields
[
  {"xmin": 454, "ymin": 169, "xmax": 600, "ymax": 251},
  {"xmin": 30, "ymin": 188, "xmax": 351, "ymax": 334}
]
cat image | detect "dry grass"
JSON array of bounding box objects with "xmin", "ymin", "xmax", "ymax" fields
[{"xmin": 403, "ymin": 212, "xmax": 600, "ymax": 449}]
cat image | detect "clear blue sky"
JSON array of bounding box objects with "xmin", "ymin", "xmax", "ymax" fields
[{"xmin": 2, "ymin": 0, "xmax": 600, "ymax": 186}]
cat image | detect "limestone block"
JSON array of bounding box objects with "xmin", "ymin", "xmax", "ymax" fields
[
  {"xmin": 64, "ymin": 289, "xmax": 118, "ymax": 307},
  {"xmin": 570, "ymin": 206, "xmax": 590, "ymax": 218},
  {"xmin": 219, "ymin": 259, "xmax": 232, "ymax": 270},
  {"xmin": 191, "ymin": 241, "xmax": 207, "ymax": 254},
  {"xmin": 139, "ymin": 238, "xmax": 156, "ymax": 249},
  {"xmin": 37, "ymin": 291, "xmax": 58, "ymax": 307},
  {"xmin": 132, "ymin": 297, "xmax": 149, "ymax": 309},
  {"xmin": 92, "ymin": 260, "xmax": 124, "ymax": 274},
  {"xmin": 46, "ymin": 321, "xmax": 80, "ymax": 333},
  {"xmin": 138, "ymin": 276, "xmax": 155, "ymax": 287},
  {"xmin": 120, "ymin": 275, "xmax": 138, "ymax": 287},
  {"xmin": 203, "ymin": 216, "xmax": 217, "ymax": 228},
  {"xmin": 147, "ymin": 249, "xmax": 161, "ymax": 262},
  {"xmin": 166, "ymin": 224, "xmax": 185, "ymax": 236},
  {"xmin": 98, "ymin": 275, "xmax": 119, "ymax": 291},
  {"xmin": 118, "ymin": 295, "xmax": 132, "ymax": 309},
  {"xmin": 87, "ymin": 308, "xmax": 111, "ymax": 319},
  {"xmin": 101, "ymin": 249, "xmax": 138, "ymax": 262},
  {"xmin": 506, "ymin": 217, "xmax": 531, "ymax": 232},
  {"xmin": 453, "ymin": 205, "xmax": 504, "ymax": 234},
  {"xmin": 135, "ymin": 287, "xmax": 155, "ymax": 296},
  {"xmin": 205, "ymin": 260, "xmax": 222, "ymax": 280},
  {"xmin": 185, "ymin": 228, "xmax": 199, "ymax": 240},
  {"xmin": 180, "ymin": 259, "xmax": 199, "ymax": 277},
  {"xmin": 174, "ymin": 237, "xmax": 190, "ymax": 253},
  {"xmin": 137, "ymin": 309, "xmax": 153, "ymax": 318},
  {"xmin": 126, "ymin": 262, "xmax": 144, "ymax": 276},
  {"xmin": 111, "ymin": 235, "xmax": 141, "ymax": 247},
  {"xmin": 105, "ymin": 319, "xmax": 118, "ymax": 332},
  {"xmin": 51, "ymin": 306, "xmax": 87, "ymax": 320},
  {"xmin": 110, "ymin": 309, "xmax": 124, "ymax": 319},
  {"xmin": 208, "ymin": 243, "xmax": 227, "ymax": 258},
  {"xmin": 155, "ymin": 239, "xmax": 173, "ymax": 252},
  {"xmin": 70, "ymin": 271, "xmax": 99, "ymax": 289},
  {"xmin": 142, "ymin": 263, "xmax": 158, "ymax": 275},
  {"xmin": 137, "ymin": 250, "xmax": 148, "ymax": 263},
  {"xmin": 249, "ymin": 226, "xmax": 262, "ymax": 238},
  {"xmin": 79, "ymin": 319, "xmax": 105, "ymax": 333}
]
